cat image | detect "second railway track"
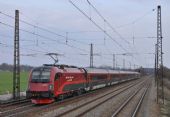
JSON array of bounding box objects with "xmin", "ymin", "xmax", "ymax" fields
[{"xmin": 111, "ymin": 79, "xmax": 151, "ymax": 117}]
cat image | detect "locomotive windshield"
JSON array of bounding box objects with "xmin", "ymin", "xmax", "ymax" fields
[{"xmin": 31, "ymin": 68, "xmax": 50, "ymax": 83}]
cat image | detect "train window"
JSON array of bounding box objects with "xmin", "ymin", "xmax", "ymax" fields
[
  {"xmin": 92, "ymin": 75, "xmax": 106, "ymax": 81},
  {"xmin": 55, "ymin": 73, "xmax": 62, "ymax": 81},
  {"xmin": 41, "ymin": 71, "xmax": 50, "ymax": 79},
  {"xmin": 32, "ymin": 71, "xmax": 40, "ymax": 79},
  {"xmin": 55, "ymin": 74, "xmax": 59, "ymax": 81}
]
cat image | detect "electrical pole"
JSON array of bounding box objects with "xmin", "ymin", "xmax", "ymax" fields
[
  {"xmin": 66, "ymin": 32, "xmax": 68, "ymax": 44},
  {"xmin": 13, "ymin": 10, "xmax": 20, "ymax": 99},
  {"xmin": 90, "ymin": 43, "xmax": 93, "ymax": 68},
  {"xmin": 156, "ymin": 5, "xmax": 164, "ymax": 104},
  {"xmin": 155, "ymin": 44, "xmax": 157, "ymax": 86},
  {"xmin": 123, "ymin": 59, "xmax": 125, "ymax": 70},
  {"xmin": 129, "ymin": 62, "xmax": 131, "ymax": 70},
  {"xmin": 113, "ymin": 54, "xmax": 115, "ymax": 69}
]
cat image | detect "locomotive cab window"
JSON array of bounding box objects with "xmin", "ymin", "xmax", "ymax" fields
[{"xmin": 31, "ymin": 68, "xmax": 50, "ymax": 83}]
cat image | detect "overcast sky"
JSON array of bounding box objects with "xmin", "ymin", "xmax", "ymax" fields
[{"xmin": 0, "ymin": 0, "xmax": 169, "ymax": 68}]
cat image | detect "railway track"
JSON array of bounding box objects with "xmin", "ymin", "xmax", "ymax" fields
[
  {"xmin": 0, "ymin": 98, "xmax": 32, "ymax": 117},
  {"xmin": 0, "ymin": 78, "xmax": 143, "ymax": 117},
  {"xmin": 0, "ymin": 98, "xmax": 31, "ymax": 108},
  {"xmin": 111, "ymin": 79, "xmax": 151, "ymax": 117},
  {"xmin": 54, "ymin": 78, "xmax": 148, "ymax": 117}
]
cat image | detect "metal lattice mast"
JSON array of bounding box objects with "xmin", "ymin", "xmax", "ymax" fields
[
  {"xmin": 123, "ymin": 59, "xmax": 125, "ymax": 70},
  {"xmin": 113, "ymin": 54, "xmax": 115, "ymax": 69},
  {"xmin": 156, "ymin": 5, "xmax": 164, "ymax": 104},
  {"xmin": 90, "ymin": 43, "xmax": 93, "ymax": 68},
  {"xmin": 13, "ymin": 10, "xmax": 20, "ymax": 99},
  {"xmin": 155, "ymin": 44, "xmax": 157, "ymax": 86}
]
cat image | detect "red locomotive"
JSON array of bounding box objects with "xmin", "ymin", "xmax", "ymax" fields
[{"xmin": 26, "ymin": 64, "xmax": 140, "ymax": 104}]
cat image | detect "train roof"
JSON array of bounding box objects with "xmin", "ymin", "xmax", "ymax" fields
[
  {"xmin": 85, "ymin": 68, "xmax": 108, "ymax": 74},
  {"xmin": 108, "ymin": 69, "xmax": 139, "ymax": 74},
  {"xmin": 85, "ymin": 68, "xmax": 139, "ymax": 74},
  {"xmin": 34, "ymin": 64, "xmax": 140, "ymax": 74}
]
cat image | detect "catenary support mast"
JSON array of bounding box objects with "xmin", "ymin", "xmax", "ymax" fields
[
  {"xmin": 90, "ymin": 43, "xmax": 93, "ymax": 68},
  {"xmin": 13, "ymin": 10, "xmax": 20, "ymax": 99},
  {"xmin": 156, "ymin": 5, "xmax": 164, "ymax": 104}
]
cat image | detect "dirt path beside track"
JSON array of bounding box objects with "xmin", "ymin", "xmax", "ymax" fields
[{"xmin": 160, "ymin": 78, "xmax": 170, "ymax": 117}]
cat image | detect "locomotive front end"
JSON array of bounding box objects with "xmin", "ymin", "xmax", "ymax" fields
[{"xmin": 26, "ymin": 67, "xmax": 54, "ymax": 104}]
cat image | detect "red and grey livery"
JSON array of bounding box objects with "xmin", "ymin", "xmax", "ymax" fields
[{"xmin": 26, "ymin": 64, "xmax": 140, "ymax": 104}]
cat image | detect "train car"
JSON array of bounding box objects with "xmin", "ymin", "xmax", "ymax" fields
[
  {"xmin": 85, "ymin": 68, "xmax": 109, "ymax": 90},
  {"xmin": 108, "ymin": 70, "xmax": 140, "ymax": 85},
  {"xmin": 26, "ymin": 64, "xmax": 140, "ymax": 104},
  {"xmin": 85, "ymin": 68, "xmax": 140, "ymax": 90}
]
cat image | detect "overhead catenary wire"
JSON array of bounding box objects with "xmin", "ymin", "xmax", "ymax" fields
[
  {"xmin": 0, "ymin": 42, "xmax": 95, "ymax": 67},
  {"xmin": 85, "ymin": 0, "xmax": 145, "ymax": 63},
  {"xmin": 0, "ymin": 43, "xmax": 57, "ymax": 57},
  {"xmin": 86, "ymin": 0, "xmax": 131, "ymax": 45},
  {"xmin": 0, "ymin": 32, "xmax": 90, "ymax": 57},
  {"xmin": 69, "ymin": 0, "xmax": 128, "ymax": 53},
  {"xmin": 0, "ymin": 7, "xmax": 154, "ymax": 68},
  {"xmin": 0, "ymin": 21, "xmax": 89, "ymax": 53},
  {"xmin": 0, "ymin": 43, "xmax": 88, "ymax": 66},
  {"xmin": 0, "ymin": 41, "xmax": 143, "ymax": 68},
  {"xmin": 85, "ymin": 0, "xmax": 156, "ymax": 59},
  {"xmin": 0, "ymin": 42, "xmax": 48, "ymax": 54},
  {"xmin": 20, "ymin": 11, "xmax": 109, "ymax": 38},
  {"xmin": 115, "ymin": 8, "xmax": 156, "ymax": 29},
  {"xmin": 0, "ymin": 42, "xmax": 131, "ymax": 63},
  {"xmin": 0, "ymin": 11, "xmax": 89, "ymax": 45},
  {"xmin": 1, "ymin": 10, "xmax": 118, "ymax": 67}
]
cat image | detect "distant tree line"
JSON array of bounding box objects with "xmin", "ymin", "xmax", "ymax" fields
[{"xmin": 0, "ymin": 63, "xmax": 33, "ymax": 72}]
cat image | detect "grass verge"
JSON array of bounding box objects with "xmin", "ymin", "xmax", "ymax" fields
[{"xmin": 0, "ymin": 71, "xmax": 29, "ymax": 95}]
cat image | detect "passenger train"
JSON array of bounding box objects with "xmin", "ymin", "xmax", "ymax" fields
[{"xmin": 26, "ymin": 64, "xmax": 140, "ymax": 104}]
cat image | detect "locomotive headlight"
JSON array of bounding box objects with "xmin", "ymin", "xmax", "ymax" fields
[{"xmin": 48, "ymin": 84, "xmax": 53, "ymax": 90}]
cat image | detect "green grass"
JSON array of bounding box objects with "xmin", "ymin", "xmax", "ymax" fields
[{"xmin": 0, "ymin": 71, "xmax": 29, "ymax": 95}]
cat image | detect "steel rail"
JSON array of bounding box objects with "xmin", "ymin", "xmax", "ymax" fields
[
  {"xmin": 131, "ymin": 82, "xmax": 151, "ymax": 117},
  {"xmin": 55, "ymin": 79, "xmax": 146, "ymax": 117},
  {"xmin": 0, "ymin": 99, "xmax": 30, "ymax": 108},
  {"xmin": 111, "ymin": 79, "xmax": 151, "ymax": 117}
]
